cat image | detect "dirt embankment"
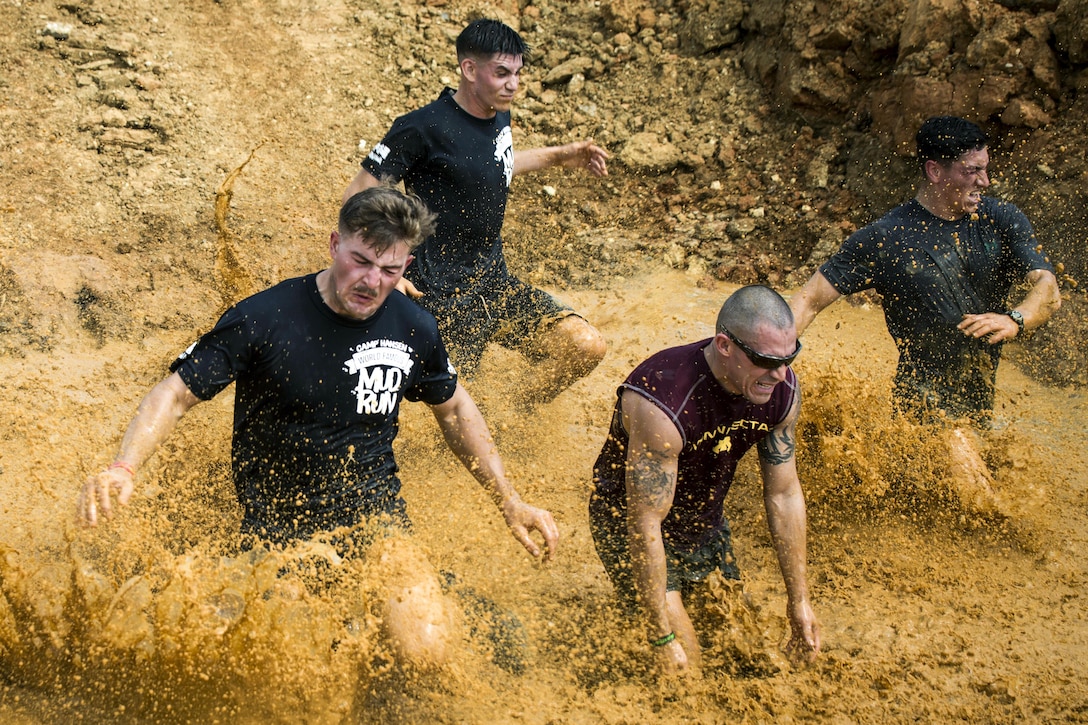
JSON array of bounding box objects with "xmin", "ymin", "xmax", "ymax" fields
[{"xmin": 3, "ymin": 0, "xmax": 1086, "ymax": 383}]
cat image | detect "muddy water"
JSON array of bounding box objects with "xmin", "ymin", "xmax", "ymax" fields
[{"xmin": 0, "ymin": 271, "xmax": 1085, "ymax": 723}]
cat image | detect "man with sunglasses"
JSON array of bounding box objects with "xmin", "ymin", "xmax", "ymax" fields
[
  {"xmin": 790, "ymin": 116, "xmax": 1060, "ymax": 511},
  {"xmin": 589, "ymin": 285, "xmax": 820, "ymax": 676}
]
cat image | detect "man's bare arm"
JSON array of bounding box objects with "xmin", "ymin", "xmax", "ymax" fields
[
  {"xmin": 430, "ymin": 384, "xmax": 559, "ymax": 560},
  {"xmin": 1017, "ymin": 268, "xmax": 1062, "ymax": 330},
  {"xmin": 789, "ymin": 271, "xmax": 842, "ymax": 337},
  {"xmin": 958, "ymin": 268, "xmax": 1061, "ymax": 343},
  {"xmin": 513, "ymin": 140, "xmax": 609, "ymax": 177},
  {"xmin": 758, "ymin": 388, "xmax": 821, "ymax": 662},
  {"xmin": 621, "ymin": 392, "xmax": 684, "ymax": 658},
  {"xmin": 78, "ymin": 372, "xmax": 202, "ymax": 526}
]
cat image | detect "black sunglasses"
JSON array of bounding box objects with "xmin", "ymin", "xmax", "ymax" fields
[{"xmin": 722, "ymin": 328, "xmax": 801, "ymax": 369}]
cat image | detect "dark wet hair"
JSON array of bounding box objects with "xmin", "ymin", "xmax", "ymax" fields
[
  {"xmin": 916, "ymin": 116, "xmax": 989, "ymax": 170},
  {"xmin": 456, "ymin": 18, "xmax": 530, "ymax": 61},
  {"xmin": 716, "ymin": 285, "xmax": 794, "ymax": 339},
  {"xmin": 338, "ymin": 186, "xmax": 437, "ymax": 253}
]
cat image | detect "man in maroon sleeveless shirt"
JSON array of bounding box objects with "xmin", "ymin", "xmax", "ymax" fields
[{"xmin": 590, "ymin": 285, "xmax": 820, "ymax": 675}]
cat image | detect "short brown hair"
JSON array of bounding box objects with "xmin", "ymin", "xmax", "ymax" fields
[{"xmin": 338, "ymin": 186, "xmax": 437, "ymax": 252}]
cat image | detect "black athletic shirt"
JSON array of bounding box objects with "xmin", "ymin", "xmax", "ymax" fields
[
  {"xmin": 819, "ymin": 197, "xmax": 1053, "ymax": 405},
  {"xmin": 362, "ymin": 88, "xmax": 514, "ymax": 295},
  {"xmin": 171, "ymin": 274, "xmax": 457, "ymax": 543}
]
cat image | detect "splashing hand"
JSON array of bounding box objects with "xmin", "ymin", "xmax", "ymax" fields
[
  {"xmin": 784, "ymin": 598, "xmax": 821, "ymax": 665},
  {"xmin": 654, "ymin": 638, "xmax": 692, "ymax": 677},
  {"xmin": 559, "ymin": 140, "xmax": 609, "ymax": 177},
  {"xmin": 502, "ymin": 499, "xmax": 559, "ymax": 562},
  {"xmin": 78, "ymin": 465, "xmax": 135, "ymax": 527}
]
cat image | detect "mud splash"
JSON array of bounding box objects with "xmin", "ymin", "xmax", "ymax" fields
[
  {"xmin": 1, "ymin": 531, "xmax": 377, "ymax": 721},
  {"xmin": 0, "ymin": 272, "xmax": 1085, "ymax": 723}
]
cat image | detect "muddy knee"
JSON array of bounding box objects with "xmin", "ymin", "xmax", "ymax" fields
[
  {"xmin": 549, "ymin": 316, "xmax": 606, "ymax": 372},
  {"xmin": 943, "ymin": 427, "xmax": 1000, "ymax": 514},
  {"xmin": 383, "ymin": 577, "xmax": 456, "ymax": 670}
]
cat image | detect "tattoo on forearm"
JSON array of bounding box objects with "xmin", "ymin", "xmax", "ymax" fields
[
  {"xmin": 630, "ymin": 455, "xmax": 675, "ymax": 508},
  {"xmin": 758, "ymin": 424, "xmax": 795, "ymax": 465}
]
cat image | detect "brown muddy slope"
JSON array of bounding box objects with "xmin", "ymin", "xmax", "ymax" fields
[{"xmin": 0, "ymin": 0, "xmax": 1086, "ymax": 723}]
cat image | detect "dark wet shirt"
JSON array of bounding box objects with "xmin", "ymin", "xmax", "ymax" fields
[
  {"xmin": 820, "ymin": 197, "xmax": 1053, "ymax": 418},
  {"xmin": 362, "ymin": 88, "xmax": 513, "ymax": 295},
  {"xmin": 591, "ymin": 339, "xmax": 798, "ymax": 552},
  {"xmin": 171, "ymin": 274, "xmax": 457, "ymax": 543}
]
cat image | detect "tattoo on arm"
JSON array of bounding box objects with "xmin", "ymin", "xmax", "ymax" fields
[
  {"xmin": 758, "ymin": 423, "xmax": 795, "ymax": 466},
  {"xmin": 630, "ymin": 455, "xmax": 676, "ymax": 509}
]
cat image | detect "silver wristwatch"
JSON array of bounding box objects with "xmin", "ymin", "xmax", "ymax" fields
[{"xmin": 1005, "ymin": 309, "xmax": 1025, "ymax": 335}]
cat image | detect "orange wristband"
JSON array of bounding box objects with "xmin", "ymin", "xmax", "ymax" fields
[{"xmin": 109, "ymin": 461, "xmax": 135, "ymax": 477}]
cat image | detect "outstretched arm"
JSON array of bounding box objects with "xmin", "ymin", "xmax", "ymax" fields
[
  {"xmin": 789, "ymin": 271, "xmax": 842, "ymax": 337},
  {"xmin": 430, "ymin": 384, "xmax": 559, "ymax": 561},
  {"xmin": 622, "ymin": 391, "xmax": 690, "ymax": 674},
  {"xmin": 758, "ymin": 387, "xmax": 821, "ymax": 663},
  {"xmin": 78, "ymin": 372, "xmax": 202, "ymax": 526},
  {"xmin": 513, "ymin": 140, "xmax": 609, "ymax": 177},
  {"xmin": 958, "ymin": 268, "xmax": 1061, "ymax": 344}
]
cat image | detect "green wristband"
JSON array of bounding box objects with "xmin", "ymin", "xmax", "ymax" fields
[{"xmin": 649, "ymin": 632, "xmax": 676, "ymax": 647}]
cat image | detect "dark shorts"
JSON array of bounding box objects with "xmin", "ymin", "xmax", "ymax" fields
[
  {"xmin": 419, "ymin": 274, "xmax": 574, "ymax": 376},
  {"xmin": 236, "ymin": 496, "xmax": 413, "ymax": 598},
  {"xmin": 239, "ymin": 492, "xmax": 412, "ymax": 557},
  {"xmin": 894, "ymin": 347, "xmax": 998, "ymax": 427},
  {"xmin": 588, "ymin": 495, "xmax": 740, "ymax": 611}
]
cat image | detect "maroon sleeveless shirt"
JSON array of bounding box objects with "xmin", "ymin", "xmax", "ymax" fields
[{"xmin": 591, "ymin": 338, "xmax": 798, "ymax": 551}]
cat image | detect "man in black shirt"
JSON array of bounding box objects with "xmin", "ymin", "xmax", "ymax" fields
[
  {"xmin": 344, "ymin": 18, "xmax": 609, "ymax": 409},
  {"xmin": 790, "ymin": 116, "xmax": 1061, "ymax": 511},
  {"xmin": 78, "ymin": 186, "xmax": 559, "ymax": 670}
]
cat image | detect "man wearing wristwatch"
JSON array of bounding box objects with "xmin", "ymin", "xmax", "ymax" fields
[
  {"xmin": 790, "ymin": 116, "xmax": 1060, "ymax": 511},
  {"xmin": 589, "ymin": 285, "xmax": 820, "ymax": 676}
]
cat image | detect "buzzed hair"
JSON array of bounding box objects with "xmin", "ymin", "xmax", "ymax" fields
[
  {"xmin": 916, "ymin": 116, "xmax": 989, "ymax": 171},
  {"xmin": 456, "ymin": 18, "xmax": 530, "ymax": 62},
  {"xmin": 339, "ymin": 186, "xmax": 437, "ymax": 253},
  {"xmin": 715, "ymin": 285, "xmax": 795, "ymax": 338}
]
